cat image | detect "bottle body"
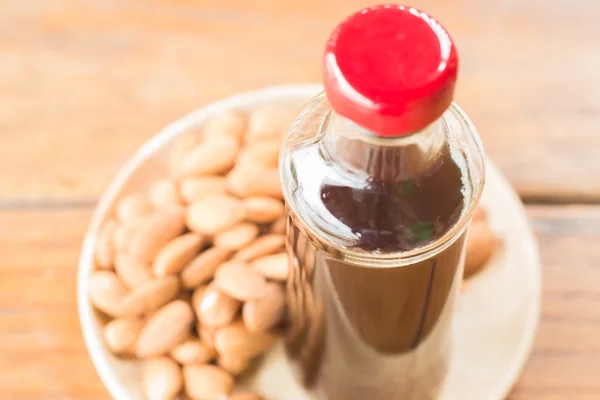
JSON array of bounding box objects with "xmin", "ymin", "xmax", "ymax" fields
[{"xmin": 280, "ymin": 94, "xmax": 485, "ymax": 399}]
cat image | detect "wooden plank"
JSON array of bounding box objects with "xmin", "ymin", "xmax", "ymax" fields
[
  {"xmin": 0, "ymin": 209, "xmax": 108, "ymax": 399},
  {"xmin": 507, "ymin": 205, "xmax": 600, "ymax": 399},
  {"xmin": 1, "ymin": 0, "xmax": 599, "ymax": 202},
  {"xmin": 0, "ymin": 352, "xmax": 107, "ymax": 400},
  {"xmin": 0, "ymin": 205, "xmax": 599, "ymax": 398}
]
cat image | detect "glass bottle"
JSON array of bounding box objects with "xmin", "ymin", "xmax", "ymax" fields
[{"xmin": 280, "ymin": 4, "xmax": 485, "ymax": 400}]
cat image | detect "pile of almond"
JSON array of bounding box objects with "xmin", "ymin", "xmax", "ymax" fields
[{"xmin": 88, "ymin": 103, "xmax": 499, "ymax": 400}]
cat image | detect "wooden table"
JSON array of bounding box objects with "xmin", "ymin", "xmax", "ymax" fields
[{"xmin": 1, "ymin": 0, "xmax": 598, "ymax": 398}]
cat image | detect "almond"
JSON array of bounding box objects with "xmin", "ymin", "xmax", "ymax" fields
[
  {"xmin": 198, "ymin": 323, "xmax": 217, "ymax": 348},
  {"xmin": 191, "ymin": 284, "xmax": 208, "ymax": 317},
  {"xmin": 198, "ymin": 283, "xmax": 241, "ymax": 327},
  {"xmin": 226, "ymin": 164, "xmax": 282, "ymax": 199},
  {"xmin": 186, "ymin": 194, "xmax": 246, "ymax": 235},
  {"xmin": 214, "ymin": 223, "xmax": 259, "ymax": 250},
  {"xmin": 464, "ymin": 221, "xmax": 499, "ymax": 278},
  {"xmin": 181, "ymin": 247, "xmax": 233, "ymax": 289},
  {"xmin": 217, "ymin": 353, "xmax": 250, "ymax": 376},
  {"xmin": 215, "ymin": 320, "xmax": 277, "ymax": 358},
  {"xmin": 120, "ymin": 276, "xmax": 180, "ymax": 317},
  {"xmin": 116, "ymin": 193, "xmax": 153, "ymax": 222},
  {"xmin": 153, "ymin": 233, "xmax": 206, "ymax": 276},
  {"xmin": 88, "ymin": 271, "xmax": 128, "ymax": 317},
  {"xmin": 215, "ymin": 262, "xmax": 268, "ymax": 301},
  {"xmin": 130, "ymin": 210, "xmax": 186, "ymax": 262},
  {"xmin": 143, "ymin": 357, "xmax": 183, "ymax": 400},
  {"xmin": 304, "ymin": 248, "xmax": 316, "ymax": 281},
  {"xmin": 179, "ymin": 176, "xmax": 226, "ymax": 204},
  {"xmin": 149, "ymin": 179, "xmax": 182, "ymax": 209},
  {"xmin": 170, "ymin": 339, "xmax": 216, "ymax": 365},
  {"xmin": 233, "ymin": 234, "xmax": 285, "ymax": 262},
  {"xmin": 136, "ymin": 300, "xmax": 194, "ymax": 358},
  {"xmin": 113, "ymin": 218, "xmax": 146, "ymax": 252},
  {"xmin": 269, "ymin": 216, "xmax": 287, "ymax": 234},
  {"xmin": 230, "ymin": 392, "xmax": 264, "ymax": 400},
  {"xmin": 473, "ymin": 206, "xmax": 487, "ymax": 222},
  {"xmin": 176, "ymin": 136, "xmax": 239, "ymax": 178},
  {"xmin": 243, "ymin": 282, "xmax": 286, "ymax": 332},
  {"xmin": 250, "ymin": 252, "xmax": 289, "ymax": 281},
  {"xmin": 203, "ymin": 109, "xmax": 247, "ymax": 141},
  {"xmin": 237, "ymin": 140, "xmax": 280, "ymax": 167},
  {"xmin": 243, "ymin": 197, "xmax": 285, "ymax": 223},
  {"xmin": 95, "ymin": 219, "xmax": 118, "ymax": 270},
  {"xmin": 246, "ymin": 104, "xmax": 298, "ymax": 142},
  {"xmin": 114, "ymin": 253, "xmax": 153, "ymax": 289},
  {"xmin": 169, "ymin": 130, "xmax": 202, "ymax": 175},
  {"xmin": 183, "ymin": 365, "xmax": 234, "ymax": 400},
  {"xmin": 104, "ymin": 318, "xmax": 144, "ymax": 355}
]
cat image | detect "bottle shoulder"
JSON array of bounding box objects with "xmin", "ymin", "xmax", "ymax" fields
[
  {"xmin": 279, "ymin": 96, "xmax": 484, "ymax": 256},
  {"xmin": 281, "ymin": 140, "xmax": 466, "ymax": 253}
]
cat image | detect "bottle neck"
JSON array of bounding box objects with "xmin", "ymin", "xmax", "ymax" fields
[{"xmin": 322, "ymin": 112, "xmax": 448, "ymax": 182}]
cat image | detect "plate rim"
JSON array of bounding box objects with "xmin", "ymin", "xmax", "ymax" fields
[
  {"xmin": 77, "ymin": 84, "xmax": 324, "ymax": 400},
  {"xmin": 77, "ymin": 83, "xmax": 542, "ymax": 400},
  {"xmin": 476, "ymin": 162, "xmax": 542, "ymax": 400}
]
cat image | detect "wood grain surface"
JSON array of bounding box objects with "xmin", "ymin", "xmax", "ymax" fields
[
  {"xmin": 1, "ymin": 0, "xmax": 599, "ymax": 202},
  {"xmin": 1, "ymin": 0, "xmax": 599, "ymax": 399},
  {"xmin": 0, "ymin": 207, "xmax": 598, "ymax": 399}
]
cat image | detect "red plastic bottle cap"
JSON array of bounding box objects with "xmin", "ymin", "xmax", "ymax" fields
[{"xmin": 324, "ymin": 4, "xmax": 458, "ymax": 137}]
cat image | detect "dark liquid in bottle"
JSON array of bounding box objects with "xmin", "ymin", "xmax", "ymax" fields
[{"xmin": 285, "ymin": 141, "xmax": 467, "ymax": 399}]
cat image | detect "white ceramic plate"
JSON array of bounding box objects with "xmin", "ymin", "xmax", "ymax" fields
[{"xmin": 78, "ymin": 84, "xmax": 541, "ymax": 400}]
